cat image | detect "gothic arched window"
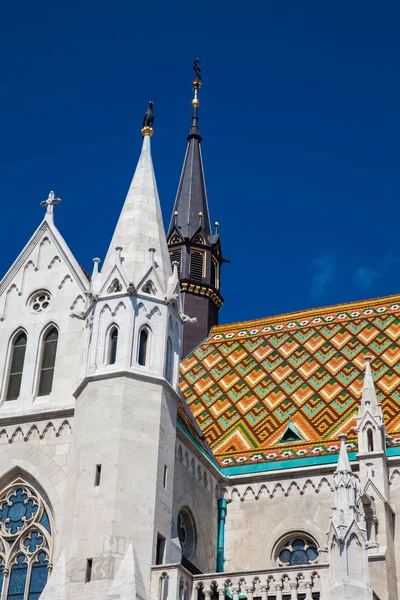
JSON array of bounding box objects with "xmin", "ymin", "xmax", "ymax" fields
[
  {"xmin": 108, "ymin": 327, "xmax": 118, "ymax": 365},
  {"xmin": 6, "ymin": 332, "xmax": 27, "ymax": 401},
  {"xmin": 165, "ymin": 338, "xmax": 174, "ymax": 384},
  {"xmin": 138, "ymin": 329, "xmax": 149, "ymax": 366},
  {"xmin": 38, "ymin": 328, "xmax": 58, "ymax": 397},
  {"xmin": 0, "ymin": 479, "xmax": 53, "ymax": 599},
  {"xmin": 367, "ymin": 428, "xmax": 374, "ymax": 452}
]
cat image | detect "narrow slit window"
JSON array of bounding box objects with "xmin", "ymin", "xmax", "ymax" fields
[
  {"xmin": 108, "ymin": 327, "xmax": 118, "ymax": 365},
  {"xmin": 138, "ymin": 329, "xmax": 148, "ymax": 366},
  {"xmin": 163, "ymin": 465, "xmax": 167, "ymax": 489},
  {"xmin": 367, "ymin": 429, "xmax": 374, "ymax": 452},
  {"xmin": 85, "ymin": 559, "xmax": 93, "ymax": 583},
  {"xmin": 38, "ymin": 328, "xmax": 58, "ymax": 397},
  {"xmin": 165, "ymin": 338, "xmax": 173, "ymax": 384},
  {"xmin": 95, "ymin": 464, "xmax": 102, "ymax": 487},
  {"xmin": 6, "ymin": 332, "xmax": 27, "ymax": 401},
  {"xmin": 156, "ymin": 534, "xmax": 166, "ymax": 565},
  {"xmin": 211, "ymin": 257, "xmax": 220, "ymax": 290}
]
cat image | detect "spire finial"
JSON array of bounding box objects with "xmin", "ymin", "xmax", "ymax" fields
[
  {"xmin": 141, "ymin": 101, "xmax": 154, "ymax": 137},
  {"xmin": 189, "ymin": 59, "xmax": 202, "ymax": 139},
  {"xmin": 41, "ymin": 191, "xmax": 62, "ymax": 219}
]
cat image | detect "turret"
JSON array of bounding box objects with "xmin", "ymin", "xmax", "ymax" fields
[
  {"xmin": 167, "ymin": 61, "xmax": 225, "ymax": 357},
  {"xmin": 65, "ymin": 109, "xmax": 183, "ymax": 600}
]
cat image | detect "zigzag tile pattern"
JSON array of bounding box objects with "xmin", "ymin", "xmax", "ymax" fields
[{"xmin": 179, "ymin": 294, "xmax": 400, "ymax": 467}]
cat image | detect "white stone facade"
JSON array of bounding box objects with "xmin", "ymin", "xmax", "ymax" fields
[{"xmin": 0, "ymin": 132, "xmax": 398, "ymax": 600}]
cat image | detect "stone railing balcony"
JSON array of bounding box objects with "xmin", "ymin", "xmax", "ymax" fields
[{"xmin": 150, "ymin": 562, "xmax": 330, "ymax": 600}]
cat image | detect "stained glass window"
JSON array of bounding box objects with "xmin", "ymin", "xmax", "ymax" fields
[
  {"xmin": 38, "ymin": 328, "xmax": 58, "ymax": 396},
  {"xmin": 0, "ymin": 480, "xmax": 53, "ymax": 599},
  {"xmin": 277, "ymin": 536, "xmax": 319, "ymax": 567},
  {"xmin": 6, "ymin": 333, "xmax": 27, "ymax": 401}
]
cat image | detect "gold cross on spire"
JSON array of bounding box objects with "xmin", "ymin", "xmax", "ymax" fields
[{"xmin": 41, "ymin": 191, "xmax": 62, "ymax": 216}]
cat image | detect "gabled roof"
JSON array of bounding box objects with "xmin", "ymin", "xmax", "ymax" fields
[{"xmin": 179, "ymin": 293, "xmax": 400, "ymax": 468}]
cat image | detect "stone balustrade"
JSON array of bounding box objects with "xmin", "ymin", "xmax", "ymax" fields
[{"xmin": 150, "ymin": 562, "xmax": 329, "ymax": 600}]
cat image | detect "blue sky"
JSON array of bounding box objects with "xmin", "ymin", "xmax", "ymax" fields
[{"xmin": 1, "ymin": 1, "xmax": 400, "ymax": 325}]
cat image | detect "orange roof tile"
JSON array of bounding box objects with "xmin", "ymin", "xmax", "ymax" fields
[{"xmin": 179, "ymin": 293, "xmax": 400, "ymax": 467}]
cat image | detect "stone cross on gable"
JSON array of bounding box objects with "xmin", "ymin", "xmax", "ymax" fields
[{"xmin": 41, "ymin": 191, "xmax": 62, "ymax": 216}]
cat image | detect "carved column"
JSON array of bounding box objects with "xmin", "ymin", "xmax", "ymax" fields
[
  {"xmin": 245, "ymin": 583, "xmax": 254, "ymax": 600},
  {"xmin": 218, "ymin": 584, "xmax": 226, "ymax": 600},
  {"xmin": 260, "ymin": 583, "xmax": 268, "ymax": 600},
  {"xmin": 289, "ymin": 581, "xmax": 298, "ymax": 600},
  {"xmin": 275, "ymin": 584, "xmax": 283, "ymax": 600},
  {"xmin": 231, "ymin": 583, "xmax": 240, "ymax": 600},
  {"xmin": 304, "ymin": 580, "xmax": 313, "ymax": 600}
]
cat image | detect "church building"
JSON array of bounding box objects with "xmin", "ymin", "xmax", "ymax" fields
[{"xmin": 0, "ymin": 64, "xmax": 399, "ymax": 600}]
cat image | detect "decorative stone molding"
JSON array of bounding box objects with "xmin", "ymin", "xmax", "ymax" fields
[
  {"xmin": 222, "ymin": 477, "xmax": 335, "ymax": 503},
  {"xmin": 0, "ymin": 419, "xmax": 72, "ymax": 444},
  {"xmin": 176, "ymin": 441, "xmax": 217, "ymax": 497}
]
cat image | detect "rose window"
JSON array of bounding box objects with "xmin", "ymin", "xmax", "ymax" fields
[
  {"xmin": 177, "ymin": 508, "xmax": 196, "ymax": 560},
  {"xmin": 28, "ymin": 291, "xmax": 51, "ymax": 313},
  {"xmin": 277, "ymin": 536, "xmax": 319, "ymax": 566},
  {"xmin": 0, "ymin": 479, "xmax": 53, "ymax": 599}
]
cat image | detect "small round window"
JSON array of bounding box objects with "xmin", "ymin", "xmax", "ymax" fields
[
  {"xmin": 28, "ymin": 290, "xmax": 51, "ymax": 313},
  {"xmin": 177, "ymin": 508, "xmax": 196, "ymax": 560},
  {"xmin": 276, "ymin": 535, "xmax": 319, "ymax": 567}
]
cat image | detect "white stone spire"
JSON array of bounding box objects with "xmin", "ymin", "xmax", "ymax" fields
[
  {"xmin": 332, "ymin": 434, "xmax": 358, "ymax": 529},
  {"xmin": 102, "ymin": 133, "xmax": 172, "ymax": 291},
  {"xmin": 361, "ymin": 356, "xmax": 379, "ymax": 409},
  {"xmin": 357, "ymin": 356, "xmax": 389, "ymax": 500},
  {"xmin": 327, "ymin": 435, "xmax": 373, "ymax": 600}
]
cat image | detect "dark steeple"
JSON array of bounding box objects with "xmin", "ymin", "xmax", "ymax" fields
[
  {"xmin": 168, "ymin": 60, "xmax": 225, "ymax": 357},
  {"xmin": 168, "ymin": 65, "xmax": 211, "ymax": 240}
]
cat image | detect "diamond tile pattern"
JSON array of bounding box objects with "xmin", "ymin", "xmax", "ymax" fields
[{"xmin": 178, "ymin": 295, "xmax": 400, "ymax": 467}]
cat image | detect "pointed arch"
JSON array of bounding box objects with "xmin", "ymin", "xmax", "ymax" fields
[
  {"xmin": 106, "ymin": 324, "xmax": 119, "ymax": 366},
  {"xmin": 137, "ymin": 326, "xmax": 150, "ymax": 367},
  {"xmin": 36, "ymin": 324, "xmax": 59, "ymax": 397},
  {"xmin": 142, "ymin": 280, "xmax": 157, "ymax": 295},
  {"xmin": 367, "ymin": 428, "xmax": 374, "ymax": 452},
  {"xmin": 5, "ymin": 329, "xmax": 28, "ymax": 401},
  {"xmin": 1, "ymin": 284, "xmax": 19, "ymax": 322},
  {"xmin": 0, "ymin": 473, "xmax": 54, "ymax": 599}
]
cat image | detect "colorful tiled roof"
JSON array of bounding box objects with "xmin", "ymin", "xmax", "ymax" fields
[{"xmin": 179, "ymin": 294, "xmax": 400, "ymax": 468}]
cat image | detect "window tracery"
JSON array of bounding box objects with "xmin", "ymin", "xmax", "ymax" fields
[
  {"xmin": 169, "ymin": 234, "xmax": 182, "ymax": 245},
  {"xmin": 276, "ymin": 535, "xmax": 319, "ymax": 567},
  {"xmin": 27, "ymin": 291, "xmax": 51, "ymax": 314},
  {"xmin": 177, "ymin": 508, "xmax": 196, "ymax": 560},
  {"xmin": 0, "ymin": 479, "xmax": 53, "ymax": 599},
  {"xmin": 108, "ymin": 279, "xmax": 122, "ymax": 293}
]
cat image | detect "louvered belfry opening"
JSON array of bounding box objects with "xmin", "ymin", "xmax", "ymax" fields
[
  {"xmin": 169, "ymin": 248, "xmax": 181, "ymax": 276},
  {"xmin": 190, "ymin": 250, "xmax": 204, "ymax": 281}
]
